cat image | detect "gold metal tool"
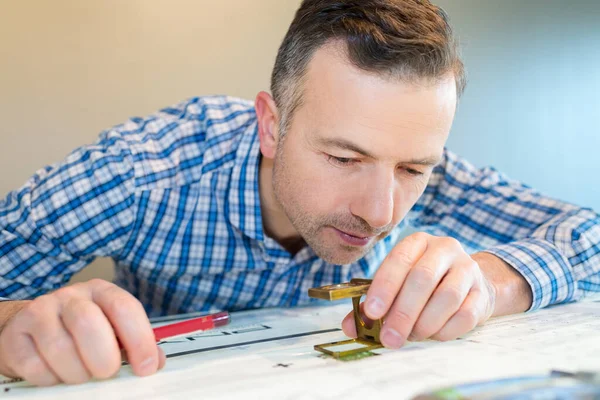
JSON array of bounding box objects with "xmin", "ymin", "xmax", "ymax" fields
[{"xmin": 308, "ymin": 278, "xmax": 383, "ymax": 358}]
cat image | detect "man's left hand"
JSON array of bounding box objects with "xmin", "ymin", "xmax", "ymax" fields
[{"xmin": 342, "ymin": 232, "xmax": 496, "ymax": 348}]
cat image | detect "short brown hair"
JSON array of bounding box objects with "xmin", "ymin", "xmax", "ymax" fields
[{"xmin": 271, "ymin": 0, "xmax": 466, "ymax": 135}]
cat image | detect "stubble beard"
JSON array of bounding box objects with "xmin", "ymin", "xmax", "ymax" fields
[{"xmin": 271, "ymin": 146, "xmax": 382, "ymax": 265}]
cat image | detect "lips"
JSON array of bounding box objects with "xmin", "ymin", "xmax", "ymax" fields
[
  {"xmin": 338, "ymin": 229, "xmax": 369, "ymax": 239},
  {"xmin": 332, "ymin": 227, "xmax": 373, "ymax": 247}
]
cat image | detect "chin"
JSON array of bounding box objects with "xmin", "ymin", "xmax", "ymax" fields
[{"xmin": 315, "ymin": 247, "xmax": 366, "ymax": 265}]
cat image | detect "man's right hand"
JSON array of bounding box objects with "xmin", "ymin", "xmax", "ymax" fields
[{"xmin": 0, "ymin": 279, "xmax": 166, "ymax": 386}]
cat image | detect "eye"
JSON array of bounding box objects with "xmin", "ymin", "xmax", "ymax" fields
[
  {"xmin": 402, "ymin": 167, "xmax": 424, "ymax": 176},
  {"xmin": 327, "ymin": 155, "xmax": 358, "ymax": 166}
]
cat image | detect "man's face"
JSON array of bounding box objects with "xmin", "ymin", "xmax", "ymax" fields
[{"xmin": 271, "ymin": 44, "xmax": 457, "ymax": 265}]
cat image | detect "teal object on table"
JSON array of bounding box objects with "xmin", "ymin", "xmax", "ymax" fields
[{"xmin": 413, "ymin": 370, "xmax": 600, "ymax": 400}]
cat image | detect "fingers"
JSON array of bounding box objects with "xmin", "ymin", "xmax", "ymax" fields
[
  {"xmin": 409, "ymin": 262, "xmax": 476, "ymax": 341},
  {"xmin": 341, "ymin": 310, "xmax": 357, "ymax": 338},
  {"xmin": 27, "ymin": 297, "xmax": 91, "ymax": 384},
  {"xmin": 89, "ymin": 280, "xmax": 160, "ymax": 377},
  {"xmin": 380, "ymin": 243, "xmax": 455, "ymax": 348},
  {"xmin": 157, "ymin": 347, "xmax": 167, "ymax": 370},
  {"xmin": 341, "ymin": 302, "xmax": 374, "ymax": 338},
  {"xmin": 363, "ymin": 233, "xmax": 492, "ymax": 349},
  {"xmin": 364, "ymin": 233, "xmax": 428, "ymax": 321},
  {"xmin": 0, "ymin": 279, "xmax": 165, "ymax": 387},
  {"xmin": 10, "ymin": 333, "xmax": 60, "ymax": 387},
  {"xmin": 340, "ymin": 233, "xmax": 493, "ymax": 350},
  {"xmin": 0, "ymin": 303, "xmax": 60, "ymax": 386},
  {"xmin": 61, "ymin": 298, "xmax": 120, "ymax": 380},
  {"xmin": 432, "ymin": 288, "xmax": 487, "ymax": 341}
]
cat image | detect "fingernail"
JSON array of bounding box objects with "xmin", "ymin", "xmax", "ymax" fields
[
  {"xmin": 382, "ymin": 328, "xmax": 404, "ymax": 349},
  {"xmin": 139, "ymin": 356, "xmax": 157, "ymax": 375},
  {"xmin": 366, "ymin": 297, "xmax": 385, "ymax": 317}
]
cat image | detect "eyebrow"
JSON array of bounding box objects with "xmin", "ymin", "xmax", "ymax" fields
[
  {"xmin": 317, "ymin": 137, "xmax": 376, "ymax": 158},
  {"xmin": 316, "ymin": 137, "xmax": 442, "ymax": 167}
]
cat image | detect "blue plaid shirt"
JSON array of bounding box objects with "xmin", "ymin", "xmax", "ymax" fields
[{"xmin": 1, "ymin": 96, "xmax": 599, "ymax": 316}]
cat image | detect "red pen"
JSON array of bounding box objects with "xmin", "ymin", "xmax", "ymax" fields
[
  {"xmin": 118, "ymin": 311, "xmax": 230, "ymax": 349},
  {"xmin": 153, "ymin": 311, "xmax": 230, "ymax": 342}
]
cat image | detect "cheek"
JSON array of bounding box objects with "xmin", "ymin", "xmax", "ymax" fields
[
  {"xmin": 393, "ymin": 178, "xmax": 428, "ymax": 220},
  {"xmin": 297, "ymin": 155, "xmax": 348, "ymax": 211},
  {"xmin": 408, "ymin": 177, "xmax": 429, "ymax": 199}
]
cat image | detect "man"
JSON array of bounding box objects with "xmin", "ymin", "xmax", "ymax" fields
[{"xmin": 1, "ymin": 0, "xmax": 599, "ymax": 387}]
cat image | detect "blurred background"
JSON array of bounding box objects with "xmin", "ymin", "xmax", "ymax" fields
[{"xmin": 1, "ymin": 0, "xmax": 598, "ymax": 284}]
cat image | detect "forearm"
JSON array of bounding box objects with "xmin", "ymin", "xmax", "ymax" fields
[{"xmin": 472, "ymin": 252, "xmax": 533, "ymax": 317}]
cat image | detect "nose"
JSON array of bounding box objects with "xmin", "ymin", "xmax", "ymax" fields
[{"xmin": 349, "ymin": 170, "xmax": 395, "ymax": 230}]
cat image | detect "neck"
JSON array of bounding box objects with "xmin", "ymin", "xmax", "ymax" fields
[{"xmin": 258, "ymin": 156, "xmax": 305, "ymax": 254}]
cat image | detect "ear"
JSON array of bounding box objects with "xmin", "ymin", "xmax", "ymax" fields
[{"xmin": 255, "ymin": 91, "xmax": 280, "ymax": 160}]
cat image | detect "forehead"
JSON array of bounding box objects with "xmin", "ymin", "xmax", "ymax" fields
[{"xmin": 295, "ymin": 43, "xmax": 457, "ymax": 160}]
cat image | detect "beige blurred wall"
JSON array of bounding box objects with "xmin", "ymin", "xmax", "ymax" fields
[{"xmin": 0, "ymin": 0, "xmax": 301, "ymax": 284}]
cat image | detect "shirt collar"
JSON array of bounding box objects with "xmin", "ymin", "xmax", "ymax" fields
[{"xmin": 227, "ymin": 121, "xmax": 265, "ymax": 242}]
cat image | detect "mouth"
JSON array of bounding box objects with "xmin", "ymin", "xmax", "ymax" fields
[{"xmin": 331, "ymin": 227, "xmax": 374, "ymax": 247}]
